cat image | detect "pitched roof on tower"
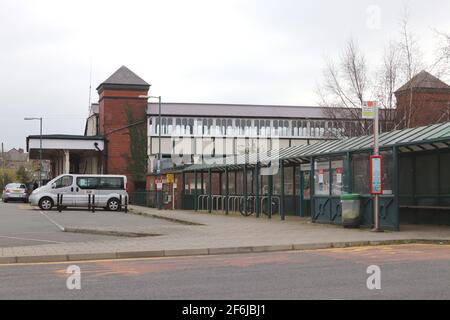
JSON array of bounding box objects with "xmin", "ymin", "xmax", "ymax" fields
[
  {"xmin": 395, "ymin": 70, "xmax": 450, "ymax": 93},
  {"xmin": 96, "ymin": 66, "xmax": 150, "ymax": 91}
]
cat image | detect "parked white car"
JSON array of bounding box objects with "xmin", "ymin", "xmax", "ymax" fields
[{"xmin": 29, "ymin": 174, "xmax": 128, "ymax": 211}]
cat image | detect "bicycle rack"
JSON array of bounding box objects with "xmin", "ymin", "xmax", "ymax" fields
[
  {"xmin": 238, "ymin": 196, "xmax": 256, "ymax": 215},
  {"xmin": 197, "ymin": 195, "xmax": 209, "ymax": 211},
  {"xmin": 260, "ymin": 196, "xmax": 281, "ymax": 216},
  {"xmin": 227, "ymin": 196, "xmax": 240, "ymax": 213},
  {"xmin": 212, "ymin": 195, "xmax": 223, "ymax": 211}
]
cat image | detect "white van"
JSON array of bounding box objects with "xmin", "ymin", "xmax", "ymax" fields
[{"xmin": 29, "ymin": 174, "xmax": 128, "ymax": 211}]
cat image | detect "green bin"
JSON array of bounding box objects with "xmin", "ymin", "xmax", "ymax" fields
[{"xmin": 340, "ymin": 193, "xmax": 360, "ymax": 228}]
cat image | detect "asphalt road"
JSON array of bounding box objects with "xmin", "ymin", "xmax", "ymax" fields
[
  {"xmin": 0, "ymin": 244, "xmax": 449, "ymax": 299},
  {"xmin": 0, "ymin": 201, "xmax": 128, "ymax": 247}
]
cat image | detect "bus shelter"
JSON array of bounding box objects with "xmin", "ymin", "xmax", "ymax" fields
[{"xmin": 181, "ymin": 122, "xmax": 450, "ymax": 230}]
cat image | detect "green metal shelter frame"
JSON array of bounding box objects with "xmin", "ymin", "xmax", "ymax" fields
[{"xmin": 181, "ymin": 122, "xmax": 450, "ymax": 230}]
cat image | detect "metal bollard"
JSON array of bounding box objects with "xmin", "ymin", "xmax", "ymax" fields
[
  {"xmin": 92, "ymin": 194, "xmax": 96, "ymax": 213},
  {"xmin": 124, "ymin": 195, "xmax": 128, "ymax": 213},
  {"xmin": 88, "ymin": 194, "xmax": 91, "ymax": 211},
  {"xmin": 58, "ymin": 194, "xmax": 63, "ymax": 213},
  {"xmin": 119, "ymin": 194, "xmax": 123, "ymax": 211}
]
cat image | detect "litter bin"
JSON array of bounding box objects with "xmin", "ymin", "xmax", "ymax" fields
[{"xmin": 340, "ymin": 193, "xmax": 360, "ymax": 228}]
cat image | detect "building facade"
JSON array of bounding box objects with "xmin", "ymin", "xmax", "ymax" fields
[{"xmin": 26, "ymin": 66, "xmax": 450, "ymax": 203}]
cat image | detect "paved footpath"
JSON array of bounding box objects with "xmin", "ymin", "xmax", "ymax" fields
[{"xmin": 1, "ymin": 205, "xmax": 450, "ymax": 264}]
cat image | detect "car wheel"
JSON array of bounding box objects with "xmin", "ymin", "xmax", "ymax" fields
[
  {"xmin": 3, "ymin": 199, "xmax": 7, "ymax": 203},
  {"xmin": 39, "ymin": 197, "xmax": 53, "ymax": 210},
  {"xmin": 107, "ymin": 198, "xmax": 120, "ymax": 212}
]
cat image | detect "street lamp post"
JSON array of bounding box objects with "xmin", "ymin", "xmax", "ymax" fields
[
  {"xmin": 24, "ymin": 117, "xmax": 43, "ymax": 186},
  {"xmin": 139, "ymin": 95, "xmax": 162, "ymax": 210}
]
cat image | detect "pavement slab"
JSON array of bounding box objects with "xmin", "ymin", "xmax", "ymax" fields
[{"xmin": 1, "ymin": 202, "xmax": 450, "ymax": 264}]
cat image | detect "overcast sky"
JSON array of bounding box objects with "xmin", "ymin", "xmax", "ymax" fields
[{"xmin": 1, "ymin": 0, "xmax": 449, "ymax": 149}]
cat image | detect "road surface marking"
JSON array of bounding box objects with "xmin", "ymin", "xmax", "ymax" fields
[
  {"xmin": 39, "ymin": 211, "xmax": 65, "ymax": 231},
  {"xmin": 0, "ymin": 235, "xmax": 64, "ymax": 244}
]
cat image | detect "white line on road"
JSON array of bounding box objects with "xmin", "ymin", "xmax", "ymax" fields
[
  {"xmin": 0, "ymin": 235, "xmax": 64, "ymax": 244},
  {"xmin": 39, "ymin": 211, "xmax": 65, "ymax": 232}
]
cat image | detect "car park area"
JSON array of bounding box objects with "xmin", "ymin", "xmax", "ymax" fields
[{"xmin": 0, "ymin": 201, "xmax": 176, "ymax": 248}]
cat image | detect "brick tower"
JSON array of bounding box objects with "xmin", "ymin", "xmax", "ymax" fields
[
  {"xmin": 395, "ymin": 70, "xmax": 450, "ymax": 128},
  {"xmin": 96, "ymin": 66, "xmax": 150, "ymax": 193}
]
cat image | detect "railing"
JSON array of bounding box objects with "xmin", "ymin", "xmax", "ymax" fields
[
  {"xmin": 129, "ymin": 191, "xmax": 158, "ymax": 208},
  {"xmin": 196, "ymin": 194, "xmax": 281, "ymax": 216}
]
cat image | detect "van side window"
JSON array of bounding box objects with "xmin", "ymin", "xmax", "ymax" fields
[
  {"xmin": 99, "ymin": 177, "xmax": 124, "ymax": 190},
  {"xmin": 55, "ymin": 176, "xmax": 73, "ymax": 189},
  {"xmin": 76, "ymin": 177, "xmax": 99, "ymax": 189}
]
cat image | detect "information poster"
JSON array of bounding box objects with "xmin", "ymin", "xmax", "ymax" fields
[{"xmin": 370, "ymin": 155, "xmax": 383, "ymax": 194}]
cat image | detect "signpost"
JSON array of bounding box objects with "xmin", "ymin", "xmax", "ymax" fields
[
  {"xmin": 166, "ymin": 173, "xmax": 174, "ymax": 184},
  {"xmin": 363, "ymin": 101, "xmax": 383, "ymax": 232},
  {"xmin": 362, "ymin": 101, "xmax": 375, "ymax": 119},
  {"xmin": 166, "ymin": 173, "xmax": 175, "ymax": 210}
]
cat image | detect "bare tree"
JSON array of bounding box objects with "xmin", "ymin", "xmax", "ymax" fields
[
  {"xmin": 318, "ymin": 39, "xmax": 372, "ymax": 138},
  {"xmin": 319, "ymin": 7, "xmax": 448, "ymax": 135},
  {"xmin": 395, "ymin": 7, "xmax": 424, "ymax": 129},
  {"xmin": 431, "ymin": 30, "xmax": 450, "ymax": 80},
  {"xmin": 374, "ymin": 41, "xmax": 401, "ymax": 132}
]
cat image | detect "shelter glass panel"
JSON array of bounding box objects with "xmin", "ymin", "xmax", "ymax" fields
[
  {"xmin": 228, "ymin": 171, "xmax": 236, "ymax": 195},
  {"xmin": 440, "ymin": 152, "xmax": 450, "ymax": 194},
  {"xmin": 236, "ymin": 171, "xmax": 244, "ymax": 194},
  {"xmin": 284, "ymin": 166, "xmax": 294, "ymax": 195},
  {"xmin": 381, "ymin": 150, "xmax": 394, "ymax": 195},
  {"xmin": 415, "ymin": 153, "xmax": 439, "ymax": 195},
  {"xmin": 352, "ymin": 153, "xmax": 370, "ymax": 194},
  {"xmin": 331, "ymin": 159, "xmax": 344, "ymax": 196},
  {"xmin": 314, "ymin": 160, "xmax": 330, "ymax": 196}
]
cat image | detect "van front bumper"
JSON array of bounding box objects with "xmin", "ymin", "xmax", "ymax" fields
[{"xmin": 28, "ymin": 193, "xmax": 40, "ymax": 206}]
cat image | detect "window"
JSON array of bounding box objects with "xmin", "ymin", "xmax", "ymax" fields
[
  {"xmin": 76, "ymin": 177, "xmax": 99, "ymax": 189},
  {"xmin": 284, "ymin": 166, "xmax": 294, "ymax": 195},
  {"xmin": 162, "ymin": 118, "xmax": 167, "ymax": 134},
  {"xmin": 440, "ymin": 153, "xmax": 450, "ymax": 194},
  {"xmin": 99, "ymin": 177, "xmax": 124, "ymax": 190},
  {"xmin": 292, "ymin": 121, "xmax": 297, "ymax": 136},
  {"xmin": 381, "ymin": 150, "xmax": 393, "ymax": 194},
  {"xmin": 261, "ymin": 174, "xmax": 269, "ymax": 195},
  {"xmin": 331, "ymin": 159, "xmax": 344, "ymax": 196},
  {"xmin": 314, "ymin": 160, "xmax": 330, "ymax": 196},
  {"xmin": 273, "ymin": 169, "xmax": 281, "ymax": 195},
  {"xmin": 352, "ymin": 153, "xmax": 370, "ymax": 194},
  {"xmin": 228, "ymin": 171, "xmax": 236, "ymax": 195},
  {"xmin": 303, "ymin": 171, "xmax": 311, "ymax": 200},
  {"xmin": 415, "ymin": 153, "xmax": 439, "ymax": 195},
  {"xmin": 236, "ymin": 171, "xmax": 243, "ymax": 194},
  {"xmin": 55, "ymin": 175, "xmax": 73, "ymax": 189}
]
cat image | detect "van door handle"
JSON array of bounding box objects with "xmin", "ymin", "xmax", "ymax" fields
[
  {"xmin": 76, "ymin": 187, "xmax": 79, "ymax": 192},
  {"xmin": 71, "ymin": 187, "xmax": 74, "ymax": 192}
]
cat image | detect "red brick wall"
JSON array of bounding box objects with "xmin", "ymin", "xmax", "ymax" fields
[
  {"xmin": 98, "ymin": 87, "xmax": 148, "ymax": 193},
  {"xmin": 395, "ymin": 89, "xmax": 450, "ymax": 127}
]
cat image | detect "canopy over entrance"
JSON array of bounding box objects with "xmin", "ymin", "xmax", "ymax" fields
[{"xmin": 26, "ymin": 134, "xmax": 104, "ymax": 178}]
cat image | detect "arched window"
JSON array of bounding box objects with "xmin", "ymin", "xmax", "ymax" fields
[
  {"xmin": 188, "ymin": 118, "xmax": 194, "ymax": 135},
  {"xmin": 162, "ymin": 118, "xmax": 167, "ymax": 135}
]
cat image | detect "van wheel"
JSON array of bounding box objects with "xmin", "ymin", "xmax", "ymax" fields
[
  {"xmin": 107, "ymin": 198, "xmax": 120, "ymax": 211},
  {"xmin": 39, "ymin": 197, "xmax": 54, "ymax": 210}
]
